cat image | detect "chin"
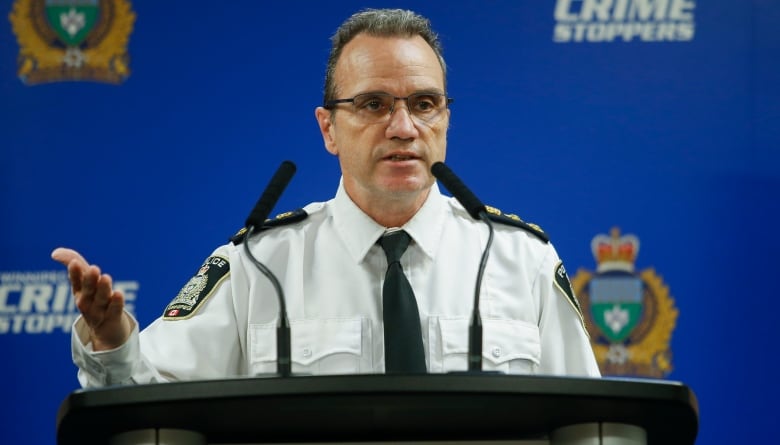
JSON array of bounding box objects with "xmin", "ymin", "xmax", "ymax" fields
[{"xmin": 380, "ymin": 176, "xmax": 431, "ymax": 195}]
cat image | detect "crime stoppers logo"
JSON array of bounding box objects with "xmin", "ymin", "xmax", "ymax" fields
[
  {"xmin": 553, "ymin": 0, "xmax": 696, "ymax": 43},
  {"xmin": 0, "ymin": 270, "xmax": 138, "ymax": 335},
  {"xmin": 571, "ymin": 228, "xmax": 678, "ymax": 378}
]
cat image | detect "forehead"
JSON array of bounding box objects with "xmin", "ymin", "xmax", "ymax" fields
[{"xmin": 334, "ymin": 34, "xmax": 445, "ymax": 95}]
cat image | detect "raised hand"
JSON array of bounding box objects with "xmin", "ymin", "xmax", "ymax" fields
[{"xmin": 51, "ymin": 248, "xmax": 132, "ymax": 351}]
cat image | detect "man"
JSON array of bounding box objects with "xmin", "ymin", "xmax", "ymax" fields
[{"xmin": 53, "ymin": 8, "xmax": 599, "ymax": 387}]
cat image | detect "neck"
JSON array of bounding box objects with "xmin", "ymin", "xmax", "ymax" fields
[{"xmin": 347, "ymin": 185, "xmax": 432, "ymax": 228}]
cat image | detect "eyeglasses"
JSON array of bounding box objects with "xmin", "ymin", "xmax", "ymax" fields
[{"xmin": 323, "ymin": 92, "xmax": 453, "ymax": 125}]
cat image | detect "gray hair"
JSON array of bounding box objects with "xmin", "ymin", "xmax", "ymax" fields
[{"xmin": 323, "ymin": 8, "xmax": 447, "ymax": 104}]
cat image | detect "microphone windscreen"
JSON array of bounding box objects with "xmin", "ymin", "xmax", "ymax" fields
[
  {"xmin": 245, "ymin": 161, "xmax": 297, "ymax": 228},
  {"xmin": 431, "ymin": 162, "xmax": 485, "ymax": 220}
]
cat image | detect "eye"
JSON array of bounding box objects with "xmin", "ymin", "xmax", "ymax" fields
[
  {"xmin": 410, "ymin": 94, "xmax": 441, "ymax": 113},
  {"xmin": 354, "ymin": 94, "xmax": 390, "ymax": 113}
]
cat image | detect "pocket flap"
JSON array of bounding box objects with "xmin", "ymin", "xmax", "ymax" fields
[
  {"xmin": 439, "ymin": 318, "xmax": 541, "ymax": 365},
  {"xmin": 291, "ymin": 318, "xmax": 362, "ymax": 366}
]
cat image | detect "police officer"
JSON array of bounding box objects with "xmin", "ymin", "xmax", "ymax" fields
[{"xmin": 53, "ymin": 8, "xmax": 599, "ymax": 386}]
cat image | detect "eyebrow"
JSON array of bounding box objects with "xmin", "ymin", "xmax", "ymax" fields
[{"xmin": 352, "ymin": 88, "xmax": 446, "ymax": 96}]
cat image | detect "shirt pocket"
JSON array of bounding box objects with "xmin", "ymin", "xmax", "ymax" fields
[
  {"xmin": 248, "ymin": 318, "xmax": 366, "ymax": 376},
  {"xmin": 432, "ymin": 317, "xmax": 541, "ymax": 374}
]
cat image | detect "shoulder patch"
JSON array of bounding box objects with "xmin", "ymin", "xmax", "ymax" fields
[
  {"xmin": 163, "ymin": 256, "xmax": 230, "ymax": 320},
  {"xmin": 484, "ymin": 205, "xmax": 549, "ymax": 243},
  {"xmin": 230, "ymin": 209, "xmax": 308, "ymax": 245},
  {"xmin": 553, "ymin": 261, "xmax": 588, "ymax": 336}
]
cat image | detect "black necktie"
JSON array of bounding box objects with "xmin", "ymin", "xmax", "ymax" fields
[{"xmin": 379, "ymin": 230, "xmax": 426, "ymax": 373}]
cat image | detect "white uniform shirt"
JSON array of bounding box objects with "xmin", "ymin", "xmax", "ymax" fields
[{"xmin": 72, "ymin": 182, "xmax": 600, "ymax": 386}]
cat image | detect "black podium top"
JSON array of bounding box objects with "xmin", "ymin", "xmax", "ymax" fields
[{"xmin": 57, "ymin": 374, "xmax": 698, "ymax": 444}]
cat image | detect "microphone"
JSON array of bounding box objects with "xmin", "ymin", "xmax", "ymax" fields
[
  {"xmin": 245, "ymin": 160, "xmax": 297, "ymax": 228},
  {"xmin": 431, "ymin": 162, "xmax": 494, "ymax": 372},
  {"xmin": 431, "ymin": 162, "xmax": 486, "ymax": 219},
  {"xmin": 243, "ymin": 160, "xmax": 297, "ymax": 377}
]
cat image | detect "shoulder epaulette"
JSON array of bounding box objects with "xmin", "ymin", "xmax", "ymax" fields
[
  {"xmin": 484, "ymin": 205, "xmax": 549, "ymax": 243},
  {"xmin": 230, "ymin": 209, "xmax": 308, "ymax": 245}
]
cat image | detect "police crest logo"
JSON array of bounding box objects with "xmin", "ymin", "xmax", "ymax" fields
[
  {"xmin": 571, "ymin": 227, "xmax": 678, "ymax": 377},
  {"xmin": 164, "ymin": 256, "xmax": 230, "ymax": 320},
  {"xmin": 9, "ymin": 0, "xmax": 135, "ymax": 85}
]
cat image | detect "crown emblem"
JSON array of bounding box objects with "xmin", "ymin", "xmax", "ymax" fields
[
  {"xmin": 591, "ymin": 227, "xmax": 639, "ymax": 273},
  {"xmin": 9, "ymin": 0, "xmax": 136, "ymax": 85},
  {"xmin": 572, "ymin": 227, "xmax": 678, "ymax": 378}
]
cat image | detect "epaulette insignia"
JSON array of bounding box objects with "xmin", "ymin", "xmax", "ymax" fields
[
  {"xmin": 163, "ymin": 256, "xmax": 230, "ymax": 320},
  {"xmin": 230, "ymin": 209, "xmax": 308, "ymax": 245},
  {"xmin": 484, "ymin": 205, "xmax": 550, "ymax": 243}
]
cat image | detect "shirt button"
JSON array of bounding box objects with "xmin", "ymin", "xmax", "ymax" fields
[
  {"xmin": 491, "ymin": 347, "xmax": 502, "ymax": 358},
  {"xmin": 302, "ymin": 348, "xmax": 312, "ymax": 358}
]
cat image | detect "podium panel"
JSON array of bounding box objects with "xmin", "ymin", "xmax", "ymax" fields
[{"xmin": 57, "ymin": 375, "xmax": 698, "ymax": 444}]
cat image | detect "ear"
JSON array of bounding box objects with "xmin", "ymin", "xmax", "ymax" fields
[{"xmin": 315, "ymin": 107, "xmax": 338, "ymax": 155}]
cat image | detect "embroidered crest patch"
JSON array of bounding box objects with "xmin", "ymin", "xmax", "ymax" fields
[
  {"xmin": 553, "ymin": 261, "xmax": 587, "ymax": 334},
  {"xmin": 163, "ymin": 256, "xmax": 229, "ymax": 320}
]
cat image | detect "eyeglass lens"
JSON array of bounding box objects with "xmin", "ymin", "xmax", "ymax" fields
[{"xmin": 352, "ymin": 93, "xmax": 447, "ymax": 123}]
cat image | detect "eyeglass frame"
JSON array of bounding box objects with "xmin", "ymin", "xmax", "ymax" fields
[{"xmin": 322, "ymin": 91, "xmax": 454, "ymax": 124}]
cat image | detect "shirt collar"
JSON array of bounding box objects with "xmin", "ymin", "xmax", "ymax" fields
[
  {"xmin": 402, "ymin": 182, "xmax": 446, "ymax": 260},
  {"xmin": 332, "ymin": 179, "xmax": 448, "ymax": 264}
]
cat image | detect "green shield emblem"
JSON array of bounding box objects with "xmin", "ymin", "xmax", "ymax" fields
[
  {"xmin": 45, "ymin": 1, "xmax": 99, "ymax": 47},
  {"xmin": 589, "ymin": 275, "xmax": 643, "ymax": 342}
]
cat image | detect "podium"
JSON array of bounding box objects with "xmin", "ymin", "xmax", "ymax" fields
[{"xmin": 56, "ymin": 374, "xmax": 698, "ymax": 444}]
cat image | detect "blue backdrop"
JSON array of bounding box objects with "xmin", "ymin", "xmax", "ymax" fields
[{"xmin": 2, "ymin": 1, "xmax": 778, "ymax": 443}]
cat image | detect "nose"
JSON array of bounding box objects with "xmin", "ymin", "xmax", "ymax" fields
[
  {"xmin": 385, "ymin": 100, "xmax": 419, "ymax": 139},
  {"xmin": 388, "ymin": 97, "xmax": 411, "ymax": 116}
]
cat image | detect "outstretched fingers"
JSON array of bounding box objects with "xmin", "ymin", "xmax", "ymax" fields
[
  {"xmin": 51, "ymin": 247, "xmax": 131, "ymax": 350},
  {"xmin": 52, "ymin": 248, "xmax": 123, "ymax": 326},
  {"xmin": 100, "ymin": 273, "xmax": 126, "ymax": 319}
]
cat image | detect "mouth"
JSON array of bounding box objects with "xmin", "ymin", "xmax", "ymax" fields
[{"xmin": 383, "ymin": 153, "xmax": 420, "ymax": 162}]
